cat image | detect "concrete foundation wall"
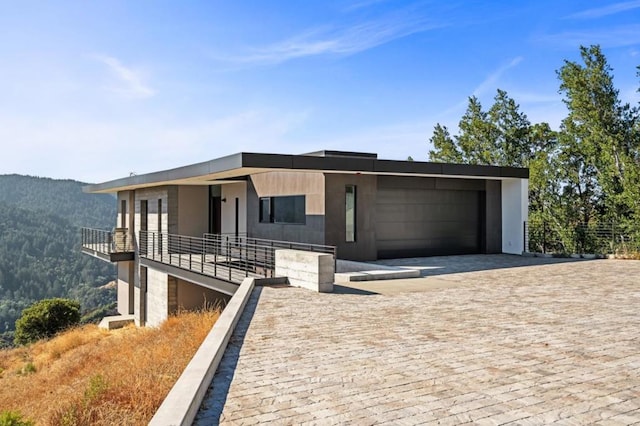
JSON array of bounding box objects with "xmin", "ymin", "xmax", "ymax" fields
[
  {"xmin": 176, "ymin": 278, "xmax": 230, "ymax": 311},
  {"xmin": 248, "ymin": 172, "xmax": 325, "ymax": 244},
  {"xmin": 275, "ymin": 249, "xmax": 334, "ymax": 293},
  {"xmin": 117, "ymin": 262, "xmax": 134, "ymax": 315},
  {"xmin": 146, "ymin": 268, "xmax": 169, "ymax": 327},
  {"xmin": 133, "ymin": 286, "xmax": 142, "ymax": 327}
]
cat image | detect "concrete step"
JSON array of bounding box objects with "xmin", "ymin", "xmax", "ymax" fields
[
  {"xmin": 335, "ymin": 259, "xmax": 421, "ymax": 282},
  {"xmin": 98, "ymin": 314, "xmax": 135, "ymax": 330}
]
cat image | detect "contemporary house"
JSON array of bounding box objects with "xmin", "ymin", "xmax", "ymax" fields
[{"xmin": 81, "ymin": 150, "xmax": 528, "ymax": 327}]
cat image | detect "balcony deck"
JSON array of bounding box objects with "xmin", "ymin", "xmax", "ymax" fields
[
  {"xmin": 81, "ymin": 228, "xmax": 336, "ymax": 286},
  {"xmin": 81, "ymin": 228, "xmax": 135, "ymax": 262}
]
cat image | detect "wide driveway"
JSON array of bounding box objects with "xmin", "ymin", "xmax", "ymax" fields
[{"xmin": 196, "ymin": 255, "xmax": 640, "ymax": 425}]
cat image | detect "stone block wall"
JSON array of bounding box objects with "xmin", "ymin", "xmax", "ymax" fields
[{"xmin": 275, "ymin": 249, "xmax": 334, "ymax": 293}]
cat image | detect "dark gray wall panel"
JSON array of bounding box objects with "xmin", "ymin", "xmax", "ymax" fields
[
  {"xmin": 485, "ymin": 180, "xmax": 502, "ymax": 253},
  {"xmin": 376, "ymin": 176, "xmax": 481, "ymax": 258},
  {"xmin": 324, "ymin": 173, "xmax": 377, "ymax": 261}
]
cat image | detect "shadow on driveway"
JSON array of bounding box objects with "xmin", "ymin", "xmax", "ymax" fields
[{"xmin": 374, "ymin": 253, "xmax": 596, "ymax": 277}]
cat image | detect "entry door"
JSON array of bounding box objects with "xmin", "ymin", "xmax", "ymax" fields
[{"xmin": 209, "ymin": 196, "xmax": 221, "ymax": 234}]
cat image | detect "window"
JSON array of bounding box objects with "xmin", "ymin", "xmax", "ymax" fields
[
  {"xmin": 120, "ymin": 199, "xmax": 127, "ymax": 228},
  {"xmin": 346, "ymin": 185, "xmax": 356, "ymax": 242},
  {"xmin": 259, "ymin": 198, "xmax": 271, "ymax": 223},
  {"xmin": 259, "ymin": 195, "xmax": 305, "ymax": 224}
]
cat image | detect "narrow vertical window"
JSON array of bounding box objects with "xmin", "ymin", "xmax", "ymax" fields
[
  {"xmin": 259, "ymin": 198, "xmax": 271, "ymax": 223},
  {"xmin": 120, "ymin": 199, "xmax": 127, "ymax": 228},
  {"xmin": 157, "ymin": 199, "xmax": 162, "ymax": 233},
  {"xmin": 346, "ymin": 185, "xmax": 356, "ymax": 242},
  {"xmin": 157, "ymin": 199, "xmax": 163, "ymax": 252}
]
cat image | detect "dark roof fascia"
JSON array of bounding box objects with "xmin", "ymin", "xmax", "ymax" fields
[
  {"xmin": 83, "ymin": 152, "xmax": 246, "ymax": 193},
  {"xmin": 84, "ymin": 152, "xmax": 529, "ymax": 193}
]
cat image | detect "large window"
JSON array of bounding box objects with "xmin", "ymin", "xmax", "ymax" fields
[
  {"xmin": 259, "ymin": 195, "xmax": 305, "ymax": 224},
  {"xmin": 346, "ymin": 185, "xmax": 356, "ymax": 242}
]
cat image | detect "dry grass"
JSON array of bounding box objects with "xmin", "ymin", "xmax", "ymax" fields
[{"xmin": 0, "ymin": 309, "xmax": 220, "ymax": 425}]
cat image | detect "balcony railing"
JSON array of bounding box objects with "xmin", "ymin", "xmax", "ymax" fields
[
  {"xmin": 524, "ymin": 221, "xmax": 640, "ymax": 255},
  {"xmin": 140, "ymin": 231, "xmax": 336, "ymax": 285},
  {"xmin": 202, "ymin": 233, "xmax": 337, "ymax": 257},
  {"xmin": 81, "ymin": 227, "xmax": 135, "ymax": 262}
]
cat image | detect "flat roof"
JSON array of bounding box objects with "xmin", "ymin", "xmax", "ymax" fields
[{"xmin": 84, "ymin": 151, "xmax": 529, "ymax": 194}]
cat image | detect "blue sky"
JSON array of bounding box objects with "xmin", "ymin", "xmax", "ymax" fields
[{"xmin": 1, "ymin": 1, "xmax": 639, "ymax": 182}]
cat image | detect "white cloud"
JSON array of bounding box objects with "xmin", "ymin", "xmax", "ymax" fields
[
  {"xmin": 222, "ymin": 11, "xmax": 446, "ymax": 65},
  {"xmin": 566, "ymin": 0, "xmax": 640, "ymax": 19},
  {"xmin": 93, "ymin": 54, "xmax": 156, "ymax": 99}
]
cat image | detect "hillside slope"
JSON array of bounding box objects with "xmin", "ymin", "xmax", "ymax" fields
[
  {"xmin": 0, "ymin": 174, "xmax": 115, "ymax": 229},
  {"xmin": 0, "ymin": 309, "xmax": 219, "ymax": 425},
  {"xmin": 0, "ymin": 175, "xmax": 117, "ymax": 342}
]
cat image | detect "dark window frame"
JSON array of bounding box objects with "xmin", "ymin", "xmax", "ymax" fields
[
  {"xmin": 258, "ymin": 195, "xmax": 306, "ymax": 225},
  {"xmin": 345, "ymin": 185, "xmax": 356, "ymax": 242}
]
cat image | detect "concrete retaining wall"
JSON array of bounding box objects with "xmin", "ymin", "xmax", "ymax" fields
[
  {"xmin": 275, "ymin": 249, "xmax": 334, "ymax": 293},
  {"xmin": 149, "ymin": 277, "xmax": 255, "ymax": 426}
]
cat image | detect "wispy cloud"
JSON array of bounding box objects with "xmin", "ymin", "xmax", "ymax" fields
[
  {"xmin": 536, "ymin": 25, "xmax": 640, "ymax": 48},
  {"xmin": 222, "ymin": 10, "xmax": 446, "ymax": 65},
  {"xmin": 435, "ymin": 56, "xmax": 525, "ymax": 119},
  {"xmin": 472, "ymin": 56, "xmax": 523, "ymax": 97},
  {"xmin": 566, "ymin": 0, "xmax": 640, "ymax": 19},
  {"xmin": 93, "ymin": 54, "xmax": 156, "ymax": 99},
  {"xmin": 343, "ymin": 0, "xmax": 393, "ymax": 12}
]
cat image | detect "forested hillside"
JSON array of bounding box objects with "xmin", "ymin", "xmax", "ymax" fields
[
  {"xmin": 0, "ymin": 175, "xmax": 115, "ymax": 228},
  {"xmin": 0, "ymin": 175, "xmax": 117, "ymax": 346}
]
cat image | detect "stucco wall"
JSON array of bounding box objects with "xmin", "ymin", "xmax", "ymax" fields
[
  {"xmin": 247, "ymin": 172, "xmax": 325, "ymax": 244},
  {"xmin": 177, "ymin": 186, "xmax": 209, "ymax": 237},
  {"xmin": 221, "ymin": 182, "xmax": 247, "ymax": 235},
  {"xmin": 502, "ymin": 178, "xmax": 529, "ymax": 254}
]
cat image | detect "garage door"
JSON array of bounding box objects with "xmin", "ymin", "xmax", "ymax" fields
[{"xmin": 376, "ymin": 188, "xmax": 481, "ymax": 258}]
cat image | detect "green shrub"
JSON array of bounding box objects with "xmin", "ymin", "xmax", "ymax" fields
[
  {"xmin": 84, "ymin": 374, "xmax": 108, "ymax": 402},
  {"xmin": 0, "ymin": 410, "xmax": 34, "ymax": 426},
  {"xmin": 14, "ymin": 298, "xmax": 81, "ymax": 345},
  {"xmin": 16, "ymin": 362, "xmax": 37, "ymax": 376}
]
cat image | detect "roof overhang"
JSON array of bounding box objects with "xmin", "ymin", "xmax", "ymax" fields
[{"xmin": 84, "ymin": 152, "xmax": 529, "ymax": 194}]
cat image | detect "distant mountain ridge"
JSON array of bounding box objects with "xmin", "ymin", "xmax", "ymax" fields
[
  {"xmin": 0, "ymin": 174, "xmax": 115, "ymax": 229},
  {"xmin": 0, "ymin": 174, "xmax": 117, "ymax": 345}
]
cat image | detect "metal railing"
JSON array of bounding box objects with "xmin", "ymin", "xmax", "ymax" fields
[
  {"xmin": 203, "ymin": 233, "xmax": 337, "ymax": 257},
  {"xmin": 81, "ymin": 227, "xmax": 133, "ymax": 255},
  {"xmin": 140, "ymin": 231, "xmax": 336, "ymax": 284},
  {"xmin": 524, "ymin": 221, "xmax": 640, "ymax": 255}
]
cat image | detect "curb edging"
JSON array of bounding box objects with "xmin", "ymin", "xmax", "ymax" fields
[{"xmin": 149, "ymin": 277, "xmax": 256, "ymax": 426}]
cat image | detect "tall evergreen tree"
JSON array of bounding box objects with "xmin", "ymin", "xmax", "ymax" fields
[
  {"xmin": 456, "ymin": 96, "xmax": 499, "ymax": 165},
  {"xmin": 428, "ymin": 124, "xmax": 462, "ymax": 163},
  {"xmin": 557, "ymin": 45, "xmax": 640, "ymax": 225}
]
